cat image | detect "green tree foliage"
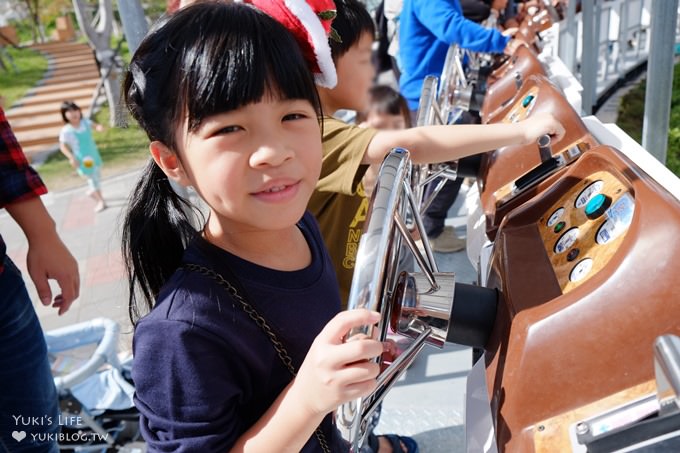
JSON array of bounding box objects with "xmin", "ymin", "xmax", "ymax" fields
[
  {"xmin": 617, "ymin": 63, "xmax": 680, "ymax": 176},
  {"xmin": 5, "ymin": 0, "xmax": 72, "ymax": 44}
]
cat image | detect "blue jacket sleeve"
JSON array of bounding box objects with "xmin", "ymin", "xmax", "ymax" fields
[{"xmin": 412, "ymin": 0, "xmax": 509, "ymax": 53}]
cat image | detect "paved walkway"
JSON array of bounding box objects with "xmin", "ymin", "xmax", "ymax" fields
[
  {"xmin": 0, "ymin": 169, "xmax": 476, "ymax": 452},
  {"xmin": 1, "ymin": 171, "xmax": 139, "ymax": 351}
]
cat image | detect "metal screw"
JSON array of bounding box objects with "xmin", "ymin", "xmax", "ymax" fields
[
  {"xmin": 537, "ymin": 425, "xmax": 545, "ymax": 432},
  {"xmin": 576, "ymin": 422, "xmax": 590, "ymax": 435}
]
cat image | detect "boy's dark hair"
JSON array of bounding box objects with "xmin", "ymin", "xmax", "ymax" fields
[
  {"xmin": 121, "ymin": 2, "xmax": 322, "ymax": 323},
  {"xmin": 330, "ymin": 0, "xmax": 376, "ymax": 61},
  {"xmin": 357, "ymin": 85, "xmax": 412, "ymax": 128},
  {"xmin": 60, "ymin": 100, "xmax": 81, "ymax": 123}
]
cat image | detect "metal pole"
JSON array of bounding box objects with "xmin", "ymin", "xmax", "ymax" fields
[
  {"xmin": 117, "ymin": 0, "xmax": 148, "ymax": 54},
  {"xmin": 642, "ymin": 0, "xmax": 678, "ymax": 164},
  {"xmin": 580, "ymin": 0, "xmax": 598, "ymax": 115},
  {"xmin": 558, "ymin": 0, "xmax": 577, "ymax": 74}
]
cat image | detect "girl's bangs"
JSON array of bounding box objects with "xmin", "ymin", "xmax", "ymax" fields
[{"xmin": 180, "ymin": 7, "xmax": 320, "ymax": 131}]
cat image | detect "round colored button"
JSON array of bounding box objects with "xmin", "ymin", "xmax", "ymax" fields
[
  {"xmin": 569, "ymin": 258, "xmax": 593, "ymax": 283},
  {"xmin": 584, "ymin": 194, "xmax": 611, "ymax": 219},
  {"xmin": 554, "ymin": 221, "xmax": 566, "ymax": 233},
  {"xmin": 567, "ymin": 248, "xmax": 580, "ymax": 262}
]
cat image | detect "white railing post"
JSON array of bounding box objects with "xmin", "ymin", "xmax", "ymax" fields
[{"xmin": 581, "ymin": 0, "xmax": 598, "ymax": 115}]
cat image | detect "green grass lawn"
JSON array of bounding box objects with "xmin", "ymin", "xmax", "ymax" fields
[
  {"xmin": 616, "ymin": 62, "xmax": 680, "ymax": 176},
  {"xmin": 0, "ymin": 46, "xmax": 48, "ymax": 108},
  {"xmin": 37, "ymin": 107, "xmax": 151, "ymax": 192}
]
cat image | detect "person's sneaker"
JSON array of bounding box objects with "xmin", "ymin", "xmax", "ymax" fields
[
  {"xmin": 428, "ymin": 225, "xmax": 465, "ymax": 253},
  {"xmin": 94, "ymin": 201, "xmax": 107, "ymax": 213}
]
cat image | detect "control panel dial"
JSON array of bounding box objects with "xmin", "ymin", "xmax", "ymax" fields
[
  {"xmin": 546, "ymin": 207, "xmax": 565, "ymax": 227},
  {"xmin": 595, "ymin": 193, "xmax": 635, "ymax": 245},
  {"xmin": 575, "ymin": 180, "xmax": 604, "ymax": 209},
  {"xmin": 569, "ymin": 258, "xmax": 593, "ymax": 282},
  {"xmin": 554, "ymin": 227, "xmax": 579, "ymax": 254}
]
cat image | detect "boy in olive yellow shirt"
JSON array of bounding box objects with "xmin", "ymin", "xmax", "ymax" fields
[{"xmin": 308, "ymin": 0, "xmax": 564, "ymax": 306}]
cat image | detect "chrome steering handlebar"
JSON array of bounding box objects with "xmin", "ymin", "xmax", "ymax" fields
[{"xmin": 336, "ymin": 149, "xmax": 457, "ymax": 451}]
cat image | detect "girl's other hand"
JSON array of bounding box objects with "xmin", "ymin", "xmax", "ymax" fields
[
  {"xmin": 94, "ymin": 124, "xmax": 104, "ymax": 132},
  {"xmin": 520, "ymin": 112, "xmax": 565, "ymax": 145},
  {"xmin": 292, "ymin": 309, "xmax": 384, "ymax": 416}
]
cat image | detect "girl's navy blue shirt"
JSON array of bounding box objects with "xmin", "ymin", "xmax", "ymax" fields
[{"xmin": 132, "ymin": 211, "xmax": 347, "ymax": 452}]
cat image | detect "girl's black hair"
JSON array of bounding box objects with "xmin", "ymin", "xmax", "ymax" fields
[
  {"xmin": 60, "ymin": 100, "xmax": 81, "ymax": 123},
  {"xmin": 330, "ymin": 0, "xmax": 376, "ymax": 61},
  {"xmin": 357, "ymin": 85, "xmax": 412, "ymax": 128},
  {"xmin": 122, "ymin": 1, "xmax": 322, "ymax": 324}
]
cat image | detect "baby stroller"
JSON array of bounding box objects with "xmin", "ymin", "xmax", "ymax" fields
[{"xmin": 45, "ymin": 318, "xmax": 142, "ymax": 452}]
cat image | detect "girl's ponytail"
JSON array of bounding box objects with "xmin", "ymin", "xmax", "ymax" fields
[{"xmin": 122, "ymin": 159, "xmax": 199, "ymax": 324}]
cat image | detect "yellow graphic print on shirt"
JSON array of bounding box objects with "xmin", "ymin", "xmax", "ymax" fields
[{"xmin": 342, "ymin": 182, "xmax": 368, "ymax": 270}]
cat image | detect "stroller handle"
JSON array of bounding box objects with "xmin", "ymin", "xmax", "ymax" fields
[{"xmin": 45, "ymin": 317, "xmax": 122, "ymax": 392}]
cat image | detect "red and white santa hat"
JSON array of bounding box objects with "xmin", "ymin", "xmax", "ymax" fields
[{"xmin": 245, "ymin": 0, "xmax": 338, "ymax": 88}]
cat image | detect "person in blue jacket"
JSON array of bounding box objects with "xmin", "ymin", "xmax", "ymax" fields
[
  {"xmin": 399, "ymin": 0, "xmax": 514, "ymax": 110},
  {"xmin": 399, "ymin": 0, "xmax": 515, "ymax": 252}
]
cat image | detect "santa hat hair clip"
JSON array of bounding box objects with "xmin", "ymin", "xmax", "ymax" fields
[{"xmin": 246, "ymin": 0, "xmax": 339, "ymax": 88}]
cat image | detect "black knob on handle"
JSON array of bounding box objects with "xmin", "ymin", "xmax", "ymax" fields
[{"xmin": 538, "ymin": 134, "xmax": 552, "ymax": 162}]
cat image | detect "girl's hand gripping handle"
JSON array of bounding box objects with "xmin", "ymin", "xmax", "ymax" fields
[{"xmin": 291, "ymin": 309, "xmax": 384, "ymax": 417}]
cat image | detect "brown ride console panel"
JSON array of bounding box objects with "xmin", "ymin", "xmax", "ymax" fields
[
  {"xmin": 481, "ymin": 45, "xmax": 547, "ymax": 121},
  {"xmin": 516, "ymin": 8, "xmax": 554, "ymax": 52},
  {"xmin": 482, "ymin": 144, "xmax": 680, "ymax": 452},
  {"xmin": 476, "ymin": 74, "xmax": 599, "ymax": 240}
]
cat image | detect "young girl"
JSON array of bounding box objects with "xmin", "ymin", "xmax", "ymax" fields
[
  {"xmin": 122, "ymin": 3, "xmax": 384, "ymax": 452},
  {"xmin": 58, "ymin": 101, "xmax": 106, "ymax": 212}
]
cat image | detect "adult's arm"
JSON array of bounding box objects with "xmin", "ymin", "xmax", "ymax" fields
[
  {"xmin": 5, "ymin": 198, "xmax": 79, "ymax": 313},
  {"xmin": 1, "ymin": 106, "xmax": 79, "ymax": 313}
]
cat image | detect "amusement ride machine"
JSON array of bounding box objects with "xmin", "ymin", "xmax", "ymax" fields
[{"xmin": 336, "ymin": 2, "xmax": 680, "ymax": 452}]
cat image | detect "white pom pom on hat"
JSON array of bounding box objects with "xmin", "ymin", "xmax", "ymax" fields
[{"xmin": 246, "ymin": 0, "xmax": 338, "ymax": 88}]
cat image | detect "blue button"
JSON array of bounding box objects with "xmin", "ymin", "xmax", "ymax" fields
[
  {"xmin": 585, "ymin": 194, "xmax": 606, "ymax": 216},
  {"xmin": 522, "ymin": 95, "xmax": 535, "ymax": 108}
]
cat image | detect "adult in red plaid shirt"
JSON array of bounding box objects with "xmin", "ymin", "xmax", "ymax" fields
[{"xmin": 0, "ymin": 106, "xmax": 79, "ymax": 452}]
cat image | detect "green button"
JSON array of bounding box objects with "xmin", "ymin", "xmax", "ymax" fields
[
  {"xmin": 554, "ymin": 221, "xmax": 566, "ymax": 233},
  {"xmin": 522, "ymin": 95, "xmax": 535, "ymax": 108}
]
